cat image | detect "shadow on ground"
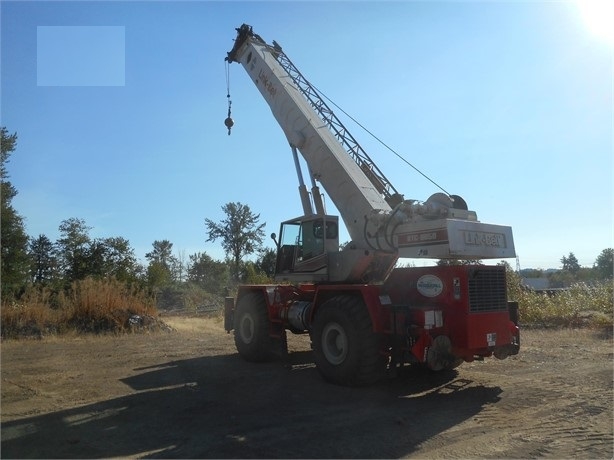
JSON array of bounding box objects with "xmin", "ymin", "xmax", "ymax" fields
[{"xmin": 1, "ymin": 351, "xmax": 501, "ymax": 458}]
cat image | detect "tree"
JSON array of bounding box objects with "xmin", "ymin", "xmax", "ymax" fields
[
  {"xmin": 187, "ymin": 252, "xmax": 230, "ymax": 294},
  {"xmin": 98, "ymin": 236, "xmax": 140, "ymax": 282},
  {"xmin": 146, "ymin": 261, "xmax": 172, "ymax": 288},
  {"xmin": 146, "ymin": 240, "xmax": 175, "ymax": 269},
  {"xmin": 243, "ymin": 261, "xmax": 272, "ymax": 284},
  {"xmin": 29, "ymin": 234, "xmax": 58, "ymax": 284},
  {"xmin": 1, "ymin": 127, "xmax": 30, "ymax": 299},
  {"xmin": 56, "ymin": 218, "xmax": 92, "ymax": 282},
  {"xmin": 561, "ymin": 252, "xmax": 580, "ymax": 274},
  {"xmin": 86, "ymin": 238, "xmax": 109, "ymax": 279},
  {"xmin": 145, "ymin": 240, "xmax": 176, "ymax": 287},
  {"xmin": 104, "ymin": 236, "xmax": 142, "ymax": 282},
  {"xmin": 205, "ymin": 202, "xmax": 266, "ymax": 281},
  {"xmin": 0, "ymin": 127, "xmax": 18, "ymax": 179},
  {"xmin": 55, "ymin": 220, "xmax": 142, "ymax": 283},
  {"xmin": 594, "ymin": 248, "xmax": 613, "ymax": 280},
  {"xmin": 255, "ymin": 247, "xmax": 277, "ymax": 277},
  {"xmin": 173, "ymin": 249, "xmax": 188, "ymax": 283}
]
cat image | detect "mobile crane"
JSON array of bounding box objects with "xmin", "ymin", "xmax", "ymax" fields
[{"xmin": 224, "ymin": 24, "xmax": 519, "ymax": 386}]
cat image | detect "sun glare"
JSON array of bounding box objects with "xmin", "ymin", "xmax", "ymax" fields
[{"xmin": 576, "ymin": 0, "xmax": 614, "ymax": 44}]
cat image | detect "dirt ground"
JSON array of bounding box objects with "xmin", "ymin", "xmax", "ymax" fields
[{"xmin": 1, "ymin": 315, "xmax": 612, "ymax": 459}]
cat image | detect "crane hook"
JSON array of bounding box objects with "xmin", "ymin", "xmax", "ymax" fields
[
  {"xmin": 225, "ymin": 99, "xmax": 234, "ymax": 135},
  {"xmin": 224, "ymin": 116, "xmax": 234, "ymax": 135},
  {"xmin": 225, "ymin": 60, "xmax": 234, "ymax": 135},
  {"xmin": 224, "ymin": 115, "xmax": 234, "ymax": 135}
]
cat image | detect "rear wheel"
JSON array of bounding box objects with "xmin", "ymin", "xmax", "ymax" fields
[
  {"xmin": 312, "ymin": 295, "xmax": 387, "ymax": 386},
  {"xmin": 233, "ymin": 292, "xmax": 273, "ymax": 362}
]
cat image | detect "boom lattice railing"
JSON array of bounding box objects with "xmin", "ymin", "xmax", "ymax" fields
[{"xmin": 269, "ymin": 43, "xmax": 402, "ymax": 206}]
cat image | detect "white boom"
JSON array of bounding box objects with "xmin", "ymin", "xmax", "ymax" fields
[{"xmin": 226, "ymin": 25, "xmax": 515, "ymax": 281}]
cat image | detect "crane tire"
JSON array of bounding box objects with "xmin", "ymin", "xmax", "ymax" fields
[
  {"xmin": 312, "ymin": 295, "xmax": 386, "ymax": 386},
  {"xmin": 233, "ymin": 292, "xmax": 273, "ymax": 362}
]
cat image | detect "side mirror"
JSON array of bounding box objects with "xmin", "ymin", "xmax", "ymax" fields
[{"xmin": 270, "ymin": 232, "xmax": 279, "ymax": 248}]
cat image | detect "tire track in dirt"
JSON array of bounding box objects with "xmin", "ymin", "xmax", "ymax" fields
[
  {"xmin": 1, "ymin": 321, "xmax": 612, "ymax": 459},
  {"xmin": 410, "ymin": 378, "xmax": 612, "ymax": 459},
  {"xmin": 434, "ymin": 365, "xmax": 614, "ymax": 459}
]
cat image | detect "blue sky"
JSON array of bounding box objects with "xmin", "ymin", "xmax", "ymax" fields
[{"xmin": 1, "ymin": 0, "xmax": 612, "ymax": 270}]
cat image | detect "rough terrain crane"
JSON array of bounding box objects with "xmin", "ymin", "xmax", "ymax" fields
[{"xmin": 223, "ymin": 24, "xmax": 519, "ymax": 386}]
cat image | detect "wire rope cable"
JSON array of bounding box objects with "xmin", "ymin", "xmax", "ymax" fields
[{"xmin": 311, "ymin": 83, "xmax": 452, "ymax": 197}]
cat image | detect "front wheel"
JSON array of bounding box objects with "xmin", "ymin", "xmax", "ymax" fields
[
  {"xmin": 312, "ymin": 295, "xmax": 387, "ymax": 386},
  {"xmin": 233, "ymin": 292, "xmax": 273, "ymax": 362}
]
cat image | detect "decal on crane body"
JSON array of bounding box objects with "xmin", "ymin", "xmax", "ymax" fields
[
  {"xmin": 417, "ymin": 275, "xmax": 444, "ymax": 298},
  {"xmin": 463, "ymin": 231, "xmax": 506, "ymax": 248},
  {"xmin": 258, "ymin": 69, "xmax": 277, "ymax": 98},
  {"xmin": 397, "ymin": 229, "xmax": 448, "ymax": 247}
]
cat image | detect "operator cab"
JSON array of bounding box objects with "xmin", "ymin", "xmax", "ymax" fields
[{"xmin": 273, "ymin": 215, "xmax": 339, "ymax": 279}]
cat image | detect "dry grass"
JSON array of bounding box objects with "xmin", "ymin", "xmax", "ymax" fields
[
  {"xmin": 1, "ymin": 278, "xmax": 157, "ymax": 339},
  {"xmin": 3, "ymin": 274, "xmax": 611, "ymax": 339},
  {"xmin": 509, "ymin": 275, "xmax": 613, "ymax": 329}
]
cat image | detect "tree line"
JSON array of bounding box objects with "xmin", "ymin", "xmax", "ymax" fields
[
  {"xmin": 519, "ymin": 250, "xmax": 613, "ymax": 288},
  {"xmin": 439, "ymin": 250, "xmax": 613, "ymax": 286},
  {"xmin": 4, "ymin": 213, "xmax": 276, "ymax": 302},
  {"xmin": 1, "ymin": 127, "xmax": 275, "ymax": 303},
  {"xmin": 1, "ymin": 126, "xmax": 612, "ymax": 304}
]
